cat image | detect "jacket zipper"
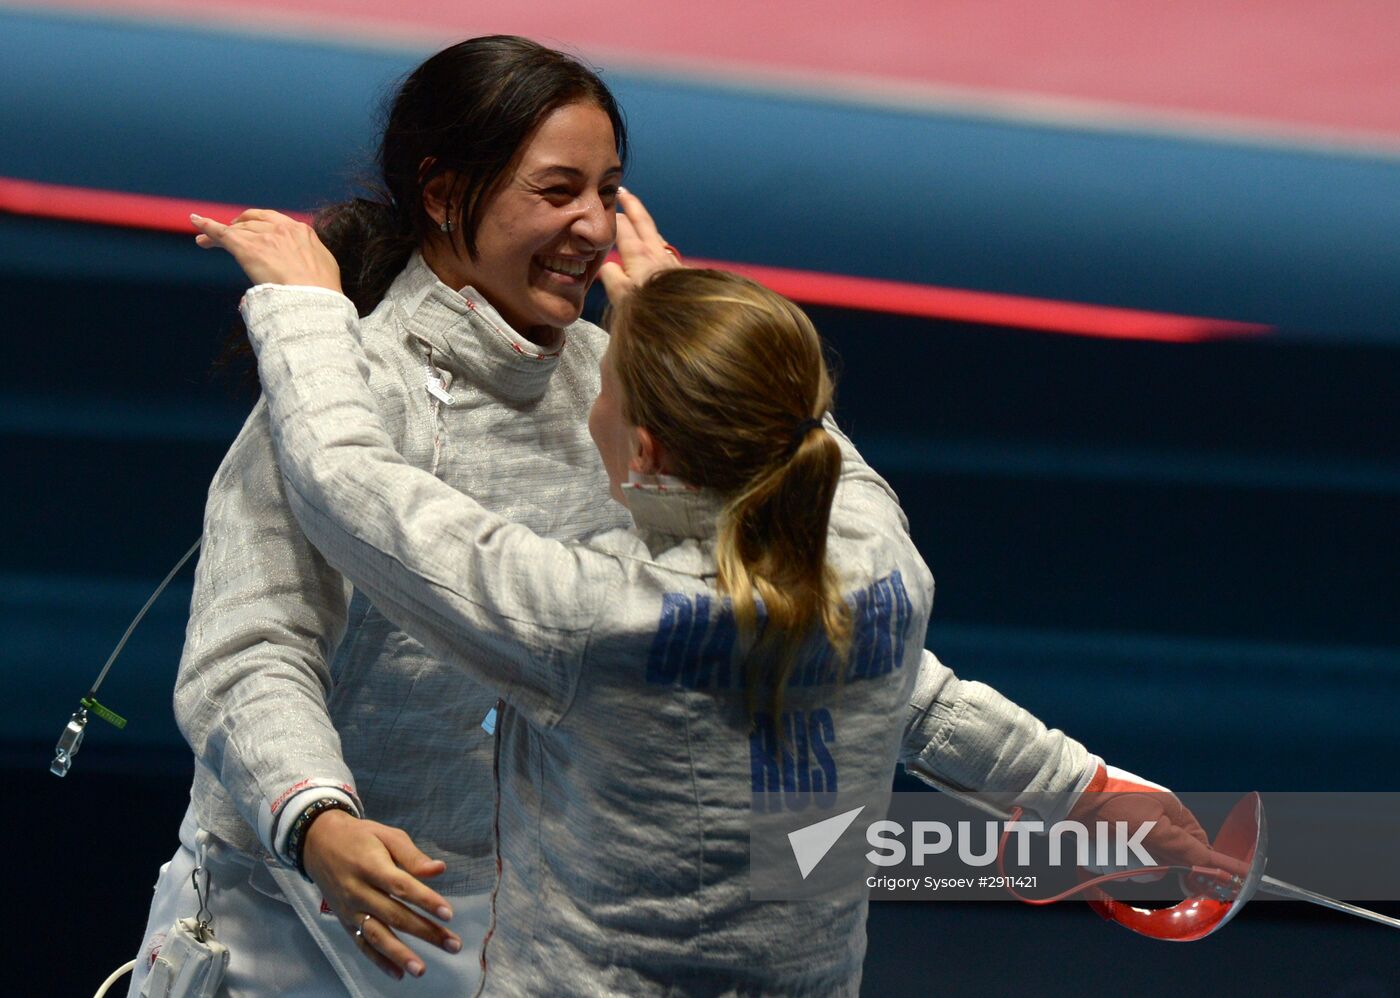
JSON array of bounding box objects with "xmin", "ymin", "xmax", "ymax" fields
[{"xmin": 472, "ymin": 697, "xmax": 506, "ymax": 997}]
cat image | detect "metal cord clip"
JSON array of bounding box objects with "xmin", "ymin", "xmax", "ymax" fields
[
  {"xmin": 190, "ymin": 864, "xmax": 214, "ymax": 943},
  {"xmin": 50, "ymin": 707, "xmax": 89, "ymax": 777}
]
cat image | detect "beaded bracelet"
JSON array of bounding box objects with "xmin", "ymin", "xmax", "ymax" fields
[{"xmin": 286, "ymin": 796, "xmax": 355, "ymax": 876}]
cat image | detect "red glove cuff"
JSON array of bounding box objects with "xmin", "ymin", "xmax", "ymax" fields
[{"xmin": 1082, "ymin": 762, "xmax": 1108, "ymax": 796}]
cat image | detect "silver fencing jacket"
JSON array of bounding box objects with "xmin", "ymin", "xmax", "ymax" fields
[
  {"xmin": 176, "ymin": 252, "xmax": 1087, "ymax": 894},
  {"xmin": 174, "ymin": 254, "xmax": 629, "ymax": 890},
  {"xmin": 241, "ymin": 284, "xmax": 1091, "ymax": 994}
]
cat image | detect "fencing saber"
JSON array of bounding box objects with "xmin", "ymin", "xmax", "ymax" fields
[
  {"xmin": 991, "ymin": 791, "xmax": 1400, "ymax": 939},
  {"xmin": 1256, "ymin": 874, "xmax": 1400, "ymax": 931},
  {"xmin": 1079, "ymin": 792, "xmax": 1400, "ymax": 939}
]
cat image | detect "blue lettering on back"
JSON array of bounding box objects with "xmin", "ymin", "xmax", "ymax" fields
[
  {"xmin": 749, "ymin": 708, "xmax": 839, "ymax": 813},
  {"xmin": 646, "ymin": 571, "xmax": 912, "ymax": 692},
  {"xmin": 645, "ymin": 592, "xmax": 693, "ymax": 685}
]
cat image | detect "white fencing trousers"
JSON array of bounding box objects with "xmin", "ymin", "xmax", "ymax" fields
[{"xmin": 127, "ymin": 823, "xmax": 489, "ymax": 997}]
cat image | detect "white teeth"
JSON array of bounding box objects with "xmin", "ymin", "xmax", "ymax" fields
[{"xmin": 539, "ymin": 255, "xmax": 587, "ymax": 277}]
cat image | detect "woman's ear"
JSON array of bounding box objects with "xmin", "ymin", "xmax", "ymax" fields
[
  {"xmin": 420, "ymin": 164, "xmax": 459, "ymax": 231},
  {"xmin": 631, "ymin": 427, "xmax": 672, "ymax": 476}
]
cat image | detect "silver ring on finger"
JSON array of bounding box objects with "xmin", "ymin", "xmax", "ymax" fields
[{"xmin": 355, "ymin": 912, "xmax": 374, "ymax": 939}]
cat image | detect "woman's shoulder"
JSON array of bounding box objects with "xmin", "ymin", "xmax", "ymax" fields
[
  {"xmin": 827, "ymin": 502, "xmax": 934, "ymax": 611},
  {"xmin": 577, "ymin": 526, "xmax": 715, "ymax": 583},
  {"xmin": 561, "ymin": 531, "xmax": 722, "ymax": 646}
]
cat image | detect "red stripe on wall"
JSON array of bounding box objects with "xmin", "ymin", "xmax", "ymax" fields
[
  {"xmin": 680, "ymin": 258, "xmax": 1268, "ymax": 342},
  {"xmin": 0, "ymin": 176, "xmax": 312, "ymax": 233},
  {"xmin": 0, "ymin": 176, "xmax": 1271, "ymax": 342}
]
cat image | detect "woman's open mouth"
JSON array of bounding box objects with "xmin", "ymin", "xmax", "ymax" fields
[{"xmin": 537, "ymin": 254, "xmax": 591, "ymax": 282}]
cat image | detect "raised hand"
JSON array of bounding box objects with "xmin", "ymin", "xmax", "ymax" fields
[
  {"xmin": 597, "ymin": 188, "xmax": 682, "ymax": 304},
  {"xmin": 190, "ymin": 209, "xmax": 341, "ymax": 291}
]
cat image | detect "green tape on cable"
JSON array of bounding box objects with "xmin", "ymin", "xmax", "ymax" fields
[{"xmin": 81, "ymin": 697, "xmax": 127, "ymax": 730}]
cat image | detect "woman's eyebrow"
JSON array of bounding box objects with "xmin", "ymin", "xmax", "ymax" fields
[{"xmin": 529, "ymin": 164, "xmax": 624, "ymax": 182}]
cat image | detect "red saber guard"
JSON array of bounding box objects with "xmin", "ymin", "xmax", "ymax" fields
[
  {"xmin": 996, "ymin": 792, "xmax": 1268, "ymax": 941},
  {"xmin": 996, "ymin": 792, "xmax": 1400, "ymax": 939}
]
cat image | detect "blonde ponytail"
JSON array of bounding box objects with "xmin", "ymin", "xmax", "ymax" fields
[{"xmin": 610, "ymin": 270, "xmax": 853, "ymax": 732}]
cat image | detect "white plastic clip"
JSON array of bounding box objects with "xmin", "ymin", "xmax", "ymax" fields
[{"xmin": 426, "ymin": 374, "xmax": 455, "ymax": 406}]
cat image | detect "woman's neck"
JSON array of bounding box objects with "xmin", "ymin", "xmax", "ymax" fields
[
  {"xmin": 520, "ymin": 323, "xmax": 565, "ymax": 348},
  {"xmin": 419, "ymin": 244, "xmax": 563, "ymax": 348}
]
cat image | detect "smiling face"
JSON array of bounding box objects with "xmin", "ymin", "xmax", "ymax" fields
[{"xmin": 424, "ymin": 101, "xmax": 621, "ymax": 342}]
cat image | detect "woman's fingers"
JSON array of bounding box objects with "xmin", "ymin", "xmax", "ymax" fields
[
  {"xmin": 379, "ymin": 828, "xmax": 452, "ymax": 913},
  {"xmin": 373, "ymin": 880, "xmax": 460, "ymax": 951},
  {"xmin": 335, "ymin": 880, "xmax": 461, "ymax": 979},
  {"xmin": 351, "ymin": 914, "xmax": 406, "ymax": 980},
  {"xmin": 304, "ymin": 823, "xmax": 421, "ymax": 982},
  {"xmin": 305, "ymin": 815, "xmax": 461, "ymax": 963},
  {"xmin": 604, "ymin": 201, "xmax": 681, "ymax": 303},
  {"xmin": 615, "ymin": 200, "xmax": 677, "ymax": 265},
  {"xmin": 617, "ymin": 187, "xmax": 661, "ymax": 244},
  {"xmin": 337, "ymin": 892, "xmax": 455, "ymax": 980},
  {"xmin": 187, "ymin": 210, "xmax": 341, "ymax": 290},
  {"xmin": 189, "ymin": 214, "xmax": 229, "ymax": 244},
  {"xmin": 596, "ymin": 260, "xmax": 628, "ymax": 299},
  {"xmin": 358, "ymin": 895, "xmax": 462, "ymax": 976},
  {"xmin": 232, "ymin": 207, "xmax": 288, "ymax": 223},
  {"xmin": 190, "ymin": 213, "xmax": 274, "ymax": 240},
  {"xmin": 612, "ymin": 211, "xmax": 641, "ymax": 246},
  {"xmin": 616, "ymin": 195, "xmax": 680, "ymax": 264},
  {"xmin": 357, "ymin": 836, "xmax": 460, "ymax": 951}
]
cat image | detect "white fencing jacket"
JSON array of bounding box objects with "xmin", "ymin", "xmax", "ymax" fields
[
  {"xmin": 241, "ymin": 283, "xmax": 1090, "ymax": 994},
  {"xmin": 173, "ymin": 255, "xmax": 628, "ymax": 890}
]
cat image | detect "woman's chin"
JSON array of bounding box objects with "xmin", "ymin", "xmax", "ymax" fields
[{"xmin": 530, "ymin": 290, "xmax": 587, "ymax": 331}]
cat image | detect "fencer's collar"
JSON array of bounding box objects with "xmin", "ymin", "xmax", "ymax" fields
[
  {"xmin": 390, "ymin": 253, "xmax": 571, "ymax": 404},
  {"xmin": 622, "ymin": 472, "xmax": 726, "ymax": 543}
]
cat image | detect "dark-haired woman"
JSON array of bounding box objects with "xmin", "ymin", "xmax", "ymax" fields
[{"xmin": 128, "ymin": 36, "xmax": 637, "ymax": 997}]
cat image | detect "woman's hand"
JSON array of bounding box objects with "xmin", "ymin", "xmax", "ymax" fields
[
  {"xmin": 597, "ymin": 188, "xmax": 682, "ymax": 305},
  {"xmin": 1068, "ymin": 766, "xmax": 1251, "ymax": 880},
  {"xmin": 301, "ymin": 809, "xmax": 463, "ymax": 981},
  {"xmin": 190, "ymin": 209, "xmax": 342, "ymax": 292}
]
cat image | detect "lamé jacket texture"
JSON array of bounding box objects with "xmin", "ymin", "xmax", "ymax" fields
[
  {"xmin": 174, "ymin": 254, "xmax": 629, "ymax": 890},
  {"xmin": 240, "ymin": 281, "xmax": 1091, "ymax": 995}
]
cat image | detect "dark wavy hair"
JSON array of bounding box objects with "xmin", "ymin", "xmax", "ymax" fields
[
  {"xmin": 324, "ymin": 35, "xmax": 628, "ymax": 315},
  {"xmin": 217, "ymin": 35, "xmax": 627, "ymax": 389}
]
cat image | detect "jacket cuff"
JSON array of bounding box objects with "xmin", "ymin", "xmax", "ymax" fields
[
  {"xmin": 239, "ymin": 284, "xmax": 357, "ymax": 341},
  {"xmin": 262, "ymin": 779, "xmax": 363, "ymax": 867}
]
